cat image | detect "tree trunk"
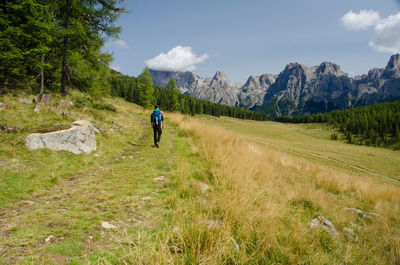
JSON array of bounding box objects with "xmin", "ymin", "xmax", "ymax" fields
[
  {"xmin": 60, "ymin": 0, "xmax": 72, "ymax": 97},
  {"xmin": 40, "ymin": 55, "xmax": 44, "ymax": 95}
]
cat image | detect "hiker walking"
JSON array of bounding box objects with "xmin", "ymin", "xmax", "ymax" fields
[{"xmin": 151, "ymin": 105, "xmax": 164, "ymax": 148}]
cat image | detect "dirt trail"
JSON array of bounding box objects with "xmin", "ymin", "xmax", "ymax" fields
[{"xmin": 0, "ymin": 114, "xmax": 178, "ymax": 263}]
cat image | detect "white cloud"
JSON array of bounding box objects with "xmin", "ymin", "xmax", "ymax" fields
[
  {"xmin": 145, "ymin": 46, "xmax": 209, "ymax": 71},
  {"xmin": 369, "ymin": 13, "xmax": 400, "ymax": 53},
  {"xmin": 340, "ymin": 10, "xmax": 381, "ymax": 31},
  {"xmin": 110, "ymin": 64, "xmax": 121, "ymax": 71},
  {"xmin": 105, "ymin": 39, "xmax": 130, "ymax": 49},
  {"xmin": 341, "ymin": 10, "xmax": 400, "ymax": 53}
]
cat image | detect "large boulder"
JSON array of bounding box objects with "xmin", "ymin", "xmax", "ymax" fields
[{"xmin": 25, "ymin": 120, "xmax": 97, "ymax": 154}]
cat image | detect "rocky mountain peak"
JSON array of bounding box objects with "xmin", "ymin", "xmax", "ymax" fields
[
  {"xmin": 316, "ymin": 61, "xmax": 343, "ymax": 75},
  {"xmin": 367, "ymin": 68, "xmax": 383, "ymax": 80},
  {"xmin": 244, "ymin": 75, "xmax": 259, "ymax": 86},
  {"xmin": 383, "ymin": 54, "xmax": 400, "ymax": 78},
  {"xmin": 213, "ymin": 71, "xmax": 228, "ymax": 81},
  {"xmin": 285, "ymin": 62, "xmax": 307, "ymax": 71},
  {"xmin": 149, "ymin": 55, "xmax": 399, "ymax": 116}
]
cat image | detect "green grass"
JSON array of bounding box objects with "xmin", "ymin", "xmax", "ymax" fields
[
  {"xmin": 1, "ymin": 92, "xmax": 399, "ymax": 264},
  {"xmin": 0, "ymin": 92, "xmax": 196, "ymax": 263}
]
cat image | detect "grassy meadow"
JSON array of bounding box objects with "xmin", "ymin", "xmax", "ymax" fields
[
  {"xmin": 198, "ymin": 115, "xmax": 400, "ymax": 182},
  {"xmin": 0, "ymin": 93, "xmax": 399, "ymax": 264}
]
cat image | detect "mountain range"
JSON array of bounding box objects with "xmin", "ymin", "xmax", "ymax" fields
[{"xmin": 149, "ymin": 54, "xmax": 400, "ymax": 117}]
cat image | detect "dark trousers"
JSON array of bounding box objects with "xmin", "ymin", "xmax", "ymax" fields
[{"xmin": 153, "ymin": 125, "xmax": 162, "ymax": 144}]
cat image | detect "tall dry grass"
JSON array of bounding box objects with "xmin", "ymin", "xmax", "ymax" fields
[{"xmin": 115, "ymin": 113, "xmax": 400, "ymax": 264}]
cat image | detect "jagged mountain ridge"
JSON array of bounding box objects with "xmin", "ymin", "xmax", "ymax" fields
[{"xmin": 149, "ymin": 54, "xmax": 400, "ymax": 116}]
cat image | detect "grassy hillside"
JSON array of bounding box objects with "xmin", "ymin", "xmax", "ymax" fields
[{"xmin": 1, "ymin": 93, "xmax": 399, "ymax": 264}]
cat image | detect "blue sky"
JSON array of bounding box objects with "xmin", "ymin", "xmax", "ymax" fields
[{"xmin": 104, "ymin": 0, "xmax": 400, "ymax": 82}]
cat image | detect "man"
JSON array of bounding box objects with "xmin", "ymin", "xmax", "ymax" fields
[{"xmin": 151, "ymin": 105, "xmax": 164, "ymax": 148}]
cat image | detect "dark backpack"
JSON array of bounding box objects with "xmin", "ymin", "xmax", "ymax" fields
[{"xmin": 152, "ymin": 109, "xmax": 162, "ymax": 125}]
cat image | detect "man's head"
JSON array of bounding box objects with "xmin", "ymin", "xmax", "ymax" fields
[{"xmin": 154, "ymin": 105, "xmax": 159, "ymax": 110}]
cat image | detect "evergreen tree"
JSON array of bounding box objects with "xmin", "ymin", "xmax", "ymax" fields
[
  {"xmin": 137, "ymin": 67, "xmax": 154, "ymax": 108},
  {"xmin": 166, "ymin": 78, "xmax": 179, "ymax": 111},
  {"xmin": 0, "ymin": 0, "xmax": 53, "ymax": 92},
  {"xmin": 52, "ymin": 0, "xmax": 124, "ymax": 96}
]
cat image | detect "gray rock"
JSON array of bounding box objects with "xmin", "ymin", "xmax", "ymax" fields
[
  {"xmin": 309, "ymin": 216, "xmax": 338, "ymax": 236},
  {"xmin": 45, "ymin": 235, "xmax": 54, "ymax": 242},
  {"xmin": 19, "ymin": 98, "xmax": 32, "ymax": 104},
  {"xmin": 34, "ymin": 104, "xmax": 41, "ymax": 113},
  {"xmin": 38, "ymin": 94, "xmax": 52, "ymax": 103},
  {"xmin": 198, "ymin": 182, "xmax": 210, "ymax": 193},
  {"xmin": 345, "ymin": 207, "xmax": 383, "ymax": 220},
  {"xmin": 153, "ymin": 176, "xmax": 165, "ymax": 181},
  {"xmin": 343, "ymin": 227, "xmax": 354, "ymax": 235},
  {"xmin": 23, "ymin": 200, "xmax": 35, "ymax": 205},
  {"xmin": 101, "ymin": 221, "xmax": 116, "ymax": 229},
  {"xmin": 141, "ymin": 196, "xmax": 154, "ymax": 201},
  {"xmin": 25, "ymin": 120, "xmax": 97, "ymax": 154},
  {"xmin": 0, "ymin": 102, "xmax": 10, "ymax": 112}
]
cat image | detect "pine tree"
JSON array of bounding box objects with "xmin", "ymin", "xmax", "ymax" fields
[
  {"xmin": 52, "ymin": 0, "xmax": 124, "ymax": 96},
  {"xmin": 0, "ymin": 0, "xmax": 53, "ymax": 92},
  {"xmin": 137, "ymin": 67, "xmax": 154, "ymax": 108},
  {"xmin": 166, "ymin": 78, "xmax": 179, "ymax": 111}
]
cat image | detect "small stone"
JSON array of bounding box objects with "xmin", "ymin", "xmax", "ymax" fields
[
  {"xmin": 128, "ymin": 156, "xmax": 133, "ymax": 159},
  {"xmin": 343, "ymin": 227, "xmax": 354, "ymax": 235},
  {"xmin": 361, "ymin": 214, "xmax": 374, "ymax": 220},
  {"xmin": 309, "ymin": 216, "xmax": 338, "ymax": 236},
  {"xmin": 89, "ymin": 236, "xmax": 93, "ymax": 240},
  {"xmin": 199, "ymin": 182, "xmax": 210, "ymax": 193},
  {"xmin": 34, "ymin": 104, "xmax": 41, "ymax": 113},
  {"xmin": 23, "ymin": 200, "xmax": 35, "ymax": 205},
  {"xmin": 19, "ymin": 98, "xmax": 32, "ymax": 104},
  {"xmin": 365, "ymin": 212, "xmax": 383, "ymax": 218},
  {"xmin": 345, "ymin": 207, "xmax": 383, "ymax": 220},
  {"xmin": 141, "ymin": 196, "xmax": 154, "ymax": 201},
  {"xmin": 38, "ymin": 94, "xmax": 52, "ymax": 103},
  {"xmin": 45, "ymin": 235, "xmax": 54, "ymax": 242},
  {"xmin": 0, "ymin": 103, "xmax": 7, "ymax": 111},
  {"xmin": 153, "ymin": 176, "xmax": 165, "ymax": 181},
  {"xmin": 345, "ymin": 207, "xmax": 364, "ymax": 214},
  {"xmin": 101, "ymin": 221, "xmax": 116, "ymax": 229},
  {"xmin": 121, "ymin": 156, "xmax": 126, "ymax": 159},
  {"xmin": 93, "ymin": 153, "xmax": 100, "ymax": 157},
  {"xmin": 45, "ymin": 201, "xmax": 50, "ymax": 205}
]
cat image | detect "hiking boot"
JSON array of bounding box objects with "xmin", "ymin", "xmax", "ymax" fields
[{"xmin": 155, "ymin": 142, "xmax": 159, "ymax": 148}]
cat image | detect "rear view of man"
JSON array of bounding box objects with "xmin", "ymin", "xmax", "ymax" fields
[{"xmin": 151, "ymin": 105, "xmax": 164, "ymax": 148}]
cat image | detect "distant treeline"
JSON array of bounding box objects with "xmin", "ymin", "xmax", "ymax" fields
[
  {"xmin": 110, "ymin": 69, "xmax": 268, "ymax": 121},
  {"xmin": 275, "ymin": 101, "xmax": 400, "ymax": 147}
]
